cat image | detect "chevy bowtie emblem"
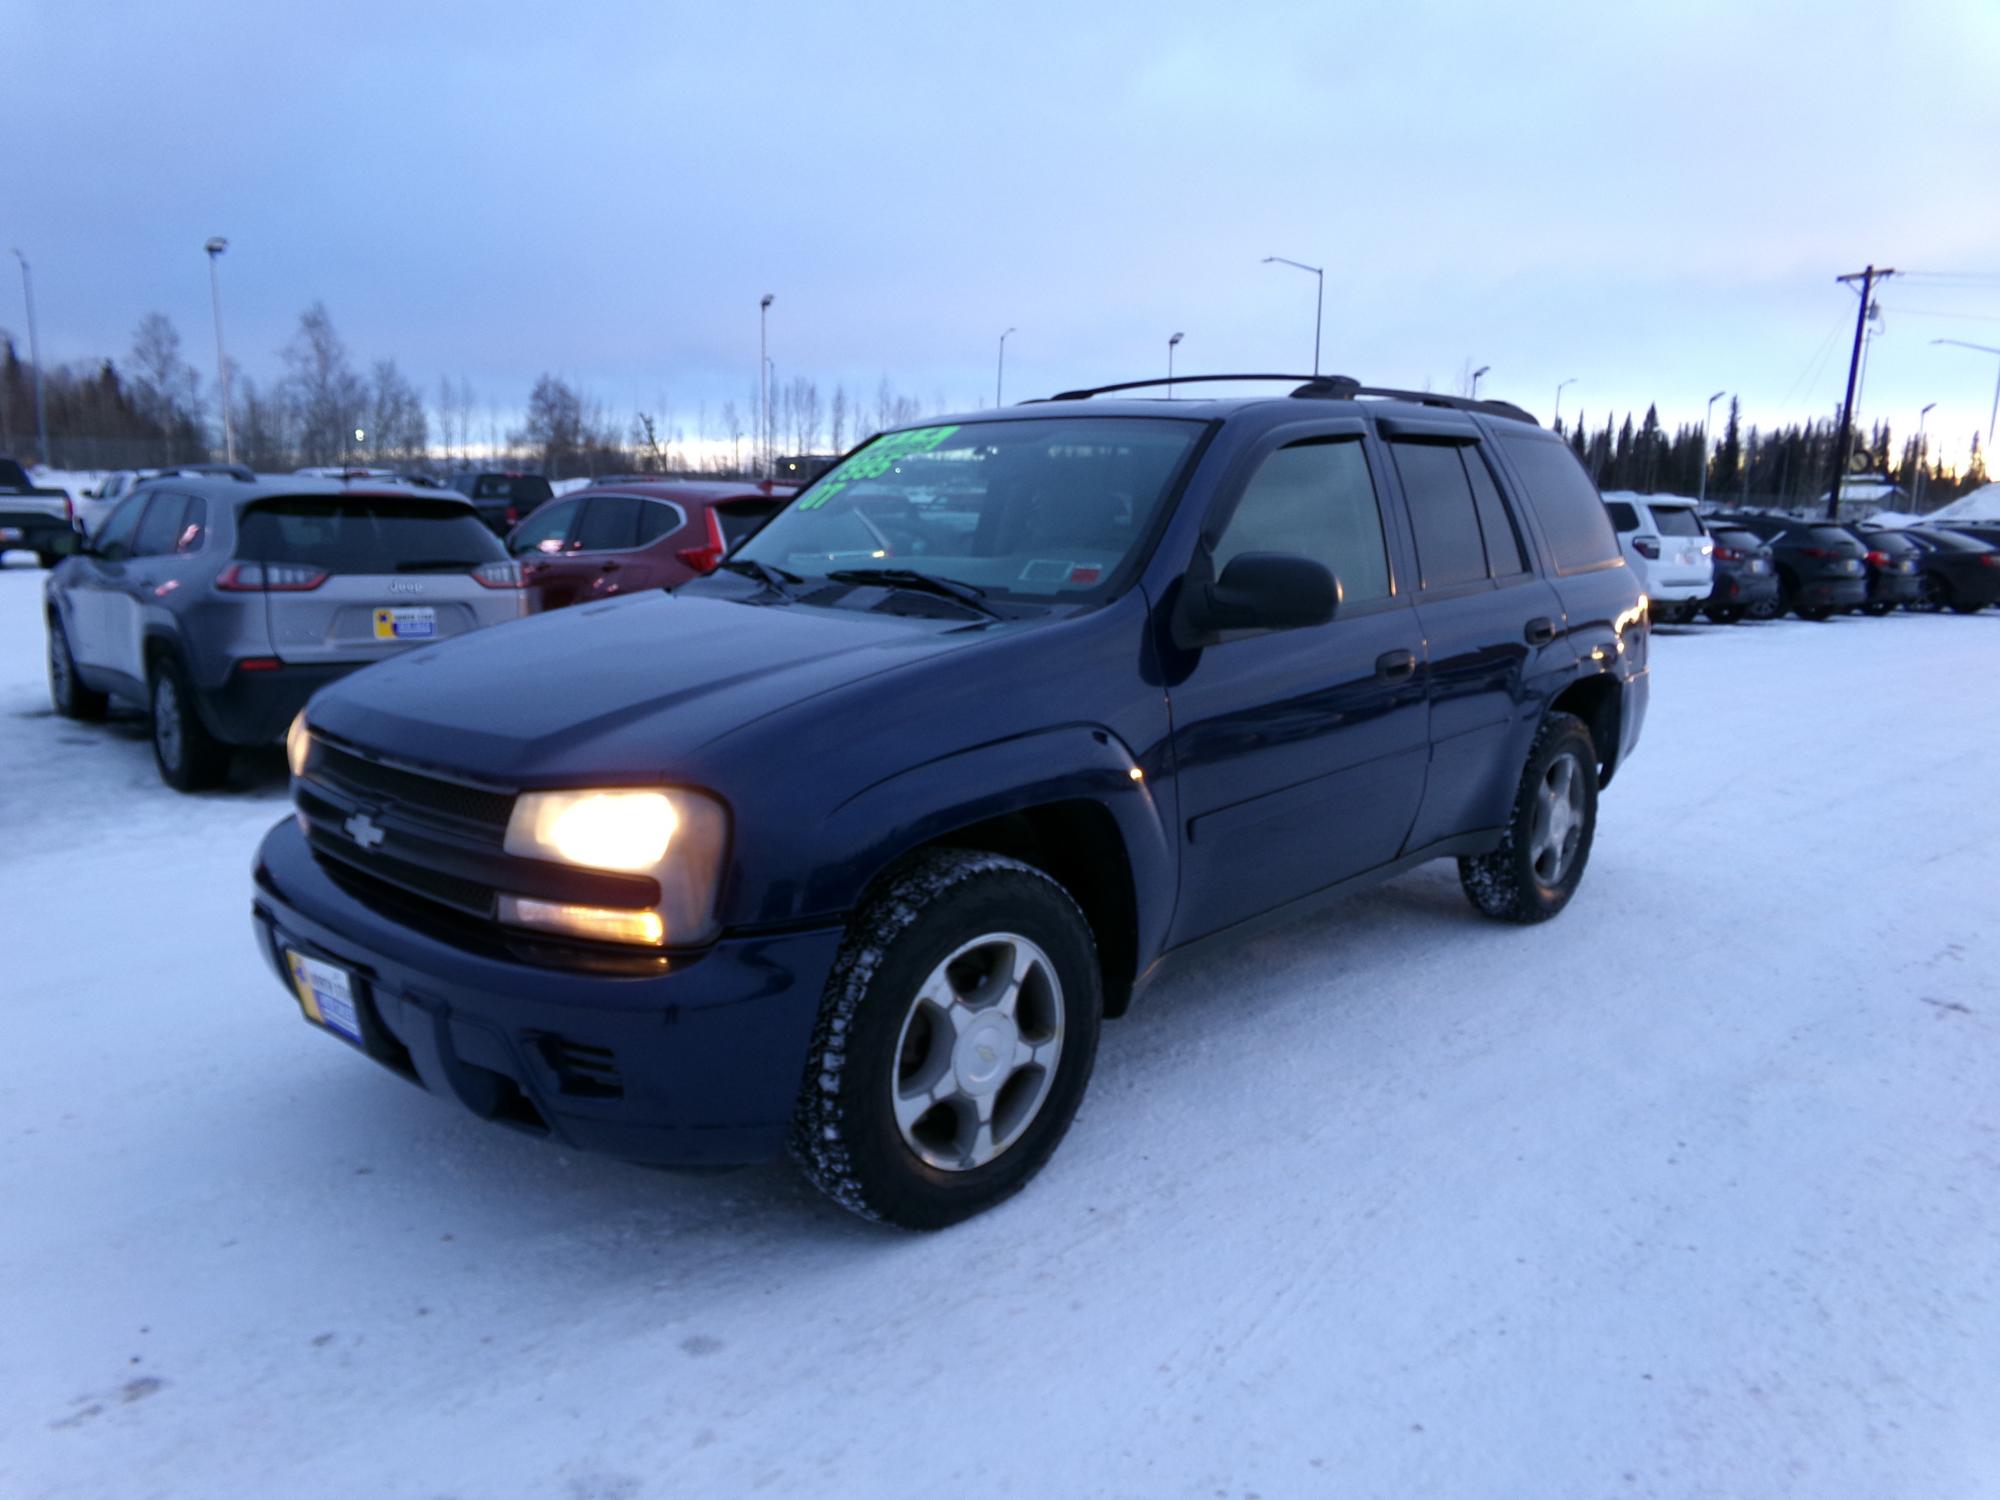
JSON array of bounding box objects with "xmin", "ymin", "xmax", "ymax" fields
[{"xmin": 345, "ymin": 812, "xmax": 386, "ymax": 850}]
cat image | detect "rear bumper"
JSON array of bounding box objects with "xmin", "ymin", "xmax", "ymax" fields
[
  {"xmin": 1706, "ymin": 571, "xmax": 1780, "ymax": 607},
  {"xmin": 1642, "ymin": 575, "xmax": 1711, "ymax": 603},
  {"xmin": 200, "ymin": 662, "xmax": 357, "ymax": 745},
  {"xmin": 1791, "ymin": 577, "xmax": 1868, "ymax": 609},
  {"xmin": 250, "ymin": 817, "xmax": 842, "ymax": 1166},
  {"xmin": 0, "ymin": 510, "xmax": 74, "ymax": 552},
  {"xmin": 1868, "ymin": 572, "xmax": 1924, "ymax": 605}
]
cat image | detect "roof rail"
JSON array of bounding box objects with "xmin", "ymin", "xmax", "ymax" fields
[
  {"xmin": 143, "ymin": 463, "xmax": 258, "ymax": 482},
  {"xmin": 1040, "ymin": 372, "xmax": 1540, "ymax": 427}
]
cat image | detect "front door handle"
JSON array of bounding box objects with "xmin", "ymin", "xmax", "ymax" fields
[
  {"xmin": 1524, "ymin": 616, "xmax": 1557, "ymax": 646},
  {"xmin": 1375, "ymin": 648, "xmax": 1417, "ymax": 682},
  {"xmin": 599, "ymin": 559, "xmax": 621, "ymax": 572}
]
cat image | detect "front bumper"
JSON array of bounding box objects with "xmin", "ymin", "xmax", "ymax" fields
[{"xmin": 251, "ymin": 817, "xmax": 843, "ymax": 1166}]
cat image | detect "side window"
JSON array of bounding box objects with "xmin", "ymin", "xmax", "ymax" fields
[
  {"xmin": 1465, "ymin": 448, "xmax": 1528, "ymax": 575},
  {"xmin": 509, "ymin": 498, "xmax": 580, "ymax": 555},
  {"xmin": 633, "ymin": 500, "xmax": 682, "ymax": 546},
  {"xmin": 1389, "ymin": 442, "xmax": 1486, "ymax": 590},
  {"xmin": 1212, "ymin": 438, "xmax": 1391, "ymax": 607},
  {"xmin": 1604, "ymin": 501, "xmax": 1640, "ymax": 532},
  {"xmin": 1497, "ymin": 435, "xmax": 1621, "ymax": 572},
  {"xmin": 176, "ymin": 496, "xmax": 208, "ymax": 553},
  {"xmin": 95, "ymin": 494, "xmax": 151, "ymax": 560},
  {"xmin": 132, "ymin": 494, "xmax": 189, "ymax": 558},
  {"xmin": 575, "ymin": 495, "xmax": 643, "ymax": 552}
]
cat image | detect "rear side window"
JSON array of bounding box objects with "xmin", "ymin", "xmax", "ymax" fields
[
  {"xmin": 1388, "ymin": 442, "xmax": 1485, "ymax": 589},
  {"xmin": 575, "ymin": 495, "xmax": 644, "ymax": 551},
  {"xmin": 132, "ymin": 493, "xmax": 189, "ymax": 557},
  {"xmin": 1653, "ymin": 507, "xmax": 1705, "ymax": 537},
  {"xmin": 634, "ymin": 500, "xmax": 682, "ymax": 546},
  {"xmin": 1605, "ymin": 501, "xmax": 1640, "ymax": 532},
  {"xmin": 1213, "ymin": 438, "xmax": 1392, "ymax": 606},
  {"xmin": 1464, "ymin": 450, "xmax": 1527, "ymax": 575},
  {"xmin": 1498, "ymin": 436, "xmax": 1621, "ymax": 572},
  {"xmin": 237, "ymin": 496, "xmax": 503, "ymax": 574},
  {"xmin": 714, "ymin": 498, "xmax": 784, "ymax": 548}
]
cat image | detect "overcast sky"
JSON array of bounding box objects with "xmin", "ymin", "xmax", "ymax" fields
[{"xmin": 8, "ymin": 0, "xmax": 2000, "ymax": 460}]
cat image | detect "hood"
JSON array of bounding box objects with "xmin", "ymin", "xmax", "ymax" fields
[{"xmin": 306, "ymin": 590, "xmax": 994, "ymax": 786}]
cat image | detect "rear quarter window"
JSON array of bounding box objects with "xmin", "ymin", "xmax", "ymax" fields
[{"xmin": 1497, "ymin": 436, "xmax": 1621, "ymax": 572}]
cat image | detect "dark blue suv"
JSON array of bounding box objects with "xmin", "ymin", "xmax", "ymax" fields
[{"xmin": 254, "ymin": 376, "xmax": 1649, "ymax": 1228}]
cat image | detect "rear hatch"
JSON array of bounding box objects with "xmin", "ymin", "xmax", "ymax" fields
[
  {"xmin": 1790, "ymin": 524, "xmax": 1867, "ymax": 579},
  {"xmin": 1647, "ymin": 504, "xmax": 1712, "ymax": 586},
  {"xmin": 231, "ymin": 493, "xmax": 530, "ymax": 665}
]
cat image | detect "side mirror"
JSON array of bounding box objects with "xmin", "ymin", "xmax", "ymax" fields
[{"xmin": 1181, "ymin": 552, "xmax": 1338, "ymax": 641}]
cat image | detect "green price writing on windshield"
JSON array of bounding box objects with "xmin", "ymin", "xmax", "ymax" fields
[{"xmin": 797, "ymin": 425, "xmax": 961, "ymax": 509}]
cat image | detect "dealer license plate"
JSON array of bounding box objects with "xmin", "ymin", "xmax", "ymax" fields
[
  {"xmin": 372, "ymin": 606, "xmax": 437, "ymax": 640},
  {"xmin": 286, "ymin": 950, "xmax": 362, "ymax": 1043}
]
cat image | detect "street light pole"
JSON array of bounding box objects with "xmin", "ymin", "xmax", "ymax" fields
[
  {"xmin": 204, "ymin": 238, "xmax": 236, "ymax": 464},
  {"xmin": 1931, "ymin": 338, "xmax": 2000, "ymax": 454},
  {"xmin": 759, "ymin": 294, "xmax": 774, "ymax": 479},
  {"xmin": 10, "ymin": 248, "xmax": 48, "ymax": 465},
  {"xmin": 1912, "ymin": 400, "xmax": 1937, "ymax": 513},
  {"xmin": 996, "ymin": 327, "xmax": 1015, "ymax": 407},
  {"xmin": 1470, "ymin": 365, "xmax": 1490, "ymax": 399},
  {"xmin": 1262, "ymin": 256, "xmax": 1324, "ymax": 375},
  {"xmin": 1698, "ymin": 390, "xmax": 1726, "ymax": 506},
  {"xmin": 1167, "ymin": 332, "xmax": 1184, "ymax": 396},
  {"xmin": 1554, "ymin": 377, "xmax": 1576, "ymax": 429}
]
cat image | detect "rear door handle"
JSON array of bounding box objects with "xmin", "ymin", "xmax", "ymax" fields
[
  {"xmin": 1525, "ymin": 616, "xmax": 1557, "ymax": 646},
  {"xmin": 1375, "ymin": 648, "xmax": 1417, "ymax": 682},
  {"xmin": 599, "ymin": 559, "xmax": 621, "ymax": 572}
]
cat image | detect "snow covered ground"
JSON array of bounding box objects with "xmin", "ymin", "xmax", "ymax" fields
[{"xmin": 1, "ymin": 559, "xmax": 1996, "ymax": 1499}]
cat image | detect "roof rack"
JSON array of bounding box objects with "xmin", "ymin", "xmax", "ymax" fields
[
  {"xmin": 142, "ymin": 463, "xmax": 258, "ymax": 483},
  {"xmin": 1040, "ymin": 373, "xmax": 1539, "ymax": 427}
]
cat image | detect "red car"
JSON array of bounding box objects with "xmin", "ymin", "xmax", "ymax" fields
[{"xmin": 506, "ymin": 479, "xmax": 796, "ymax": 610}]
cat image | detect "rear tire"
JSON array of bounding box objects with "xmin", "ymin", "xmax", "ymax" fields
[
  {"xmin": 1950, "ymin": 601, "xmax": 1985, "ymax": 615},
  {"xmin": 149, "ymin": 656, "xmax": 231, "ymax": 792},
  {"xmin": 1704, "ymin": 605, "xmax": 1741, "ymax": 625},
  {"xmin": 791, "ymin": 850, "xmax": 1103, "ymax": 1229},
  {"xmin": 1795, "ymin": 606, "xmax": 1832, "ymax": 622},
  {"xmin": 1459, "ymin": 712, "xmax": 1599, "ymax": 925},
  {"xmin": 47, "ymin": 616, "xmax": 107, "ymax": 720},
  {"xmin": 1862, "ymin": 601, "xmax": 1893, "ymax": 617}
]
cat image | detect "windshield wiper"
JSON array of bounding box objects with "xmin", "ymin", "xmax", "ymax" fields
[
  {"xmin": 716, "ymin": 557, "xmax": 802, "ymax": 594},
  {"xmin": 824, "ymin": 567, "xmax": 1003, "ymax": 618}
]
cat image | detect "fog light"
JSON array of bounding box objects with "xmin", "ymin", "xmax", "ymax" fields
[{"xmin": 499, "ymin": 894, "xmax": 664, "ymax": 947}]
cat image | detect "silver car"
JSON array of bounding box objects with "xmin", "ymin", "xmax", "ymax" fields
[{"xmin": 44, "ymin": 473, "xmax": 535, "ymax": 790}]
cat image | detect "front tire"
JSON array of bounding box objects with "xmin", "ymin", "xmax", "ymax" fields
[
  {"xmin": 1459, "ymin": 712, "xmax": 1599, "ymax": 924},
  {"xmin": 791, "ymin": 850, "xmax": 1103, "ymax": 1229},
  {"xmin": 149, "ymin": 656, "xmax": 231, "ymax": 792}
]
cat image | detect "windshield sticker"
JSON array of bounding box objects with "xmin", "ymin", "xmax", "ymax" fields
[{"xmin": 797, "ymin": 425, "xmax": 961, "ymax": 509}]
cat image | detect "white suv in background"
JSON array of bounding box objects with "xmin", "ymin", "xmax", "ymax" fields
[{"xmin": 1603, "ymin": 493, "xmax": 1713, "ymax": 623}]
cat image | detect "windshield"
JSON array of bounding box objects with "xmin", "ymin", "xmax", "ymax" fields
[
  {"xmin": 237, "ymin": 496, "xmax": 504, "ymax": 573},
  {"xmin": 732, "ymin": 417, "xmax": 1204, "ymax": 601}
]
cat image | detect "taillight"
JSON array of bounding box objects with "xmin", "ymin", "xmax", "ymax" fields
[
  {"xmin": 1980, "ymin": 555, "xmax": 1999, "ymax": 569},
  {"xmin": 504, "ymin": 505, "xmax": 519, "ymax": 527},
  {"xmin": 677, "ymin": 508, "xmax": 727, "ymax": 575},
  {"xmin": 63, "ymin": 495, "xmax": 76, "ymax": 524},
  {"xmin": 1798, "ymin": 546, "xmax": 1841, "ymax": 560},
  {"xmin": 1865, "ymin": 550, "xmax": 1889, "ymax": 567},
  {"xmin": 1633, "ymin": 537, "xmax": 1661, "ymax": 560},
  {"xmin": 472, "ymin": 560, "xmax": 528, "ymax": 588},
  {"xmin": 217, "ymin": 562, "xmax": 329, "ymax": 591},
  {"xmin": 1713, "ymin": 545, "xmax": 1744, "ymax": 562}
]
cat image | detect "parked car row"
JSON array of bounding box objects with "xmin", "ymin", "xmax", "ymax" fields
[{"xmin": 1604, "ymin": 489, "xmax": 2000, "ymax": 623}]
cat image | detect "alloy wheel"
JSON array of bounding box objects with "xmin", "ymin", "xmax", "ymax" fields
[{"xmin": 1529, "ymin": 752, "xmax": 1586, "ymax": 885}]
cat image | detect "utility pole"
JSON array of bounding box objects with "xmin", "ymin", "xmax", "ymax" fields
[
  {"xmin": 205, "ymin": 238, "xmax": 236, "ymax": 464},
  {"xmin": 1826, "ymin": 265, "xmax": 1894, "ymax": 519},
  {"xmin": 10, "ymin": 249, "xmax": 48, "ymax": 465},
  {"xmin": 996, "ymin": 327, "xmax": 1015, "ymax": 407},
  {"xmin": 1698, "ymin": 390, "xmax": 1725, "ymax": 507},
  {"xmin": 759, "ymin": 294, "xmax": 773, "ymax": 479}
]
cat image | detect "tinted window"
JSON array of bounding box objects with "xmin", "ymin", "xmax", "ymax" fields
[
  {"xmin": 1214, "ymin": 438, "xmax": 1390, "ymax": 606},
  {"xmin": 1653, "ymin": 507, "xmax": 1705, "ymax": 537},
  {"xmin": 1806, "ymin": 526, "xmax": 1861, "ymax": 549},
  {"xmin": 738, "ymin": 417, "xmax": 1202, "ymax": 601},
  {"xmin": 1863, "ymin": 531, "xmax": 1918, "ymax": 554},
  {"xmin": 1605, "ymin": 501, "xmax": 1640, "ymax": 532},
  {"xmin": 575, "ymin": 495, "xmax": 643, "ymax": 551},
  {"xmin": 714, "ymin": 498, "xmax": 784, "ymax": 548},
  {"xmin": 509, "ymin": 498, "xmax": 580, "ymax": 555},
  {"xmin": 132, "ymin": 493, "xmax": 187, "ymax": 557},
  {"xmin": 1712, "ymin": 528, "xmax": 1765, "ymax": 551},
  {"xmin": 237, "ymin": 496, "xmax": 503, "ymax": 573},
  {"xmin": 1499, "ymin": 436, "xmax": 1621, "ymax": 572},
  {"xmin": 473, "ymin": 475, "xmax": 554, "ymax": 503},
  {"xmin": 95, "ymin": 494, "xmax": 149, "ymax": 558},
  {"xmin": 634, "ymin": 499, "xmax": 682, "ymax": 546},
  {"xmin": 1918, "ymin": 529, "xmax": 1988, "ymax": 553},
  {"xmin": 1391, "ymin": 442, "xmax": 1487, "ymax": 589},
  {"xmin": 1465, "ymin": 450, "xmax": 1527, "ymax": 574}
]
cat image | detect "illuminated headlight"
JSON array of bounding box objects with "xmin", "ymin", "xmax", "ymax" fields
[
  {"xmin": 286, "ymin": 711, "xmax": 313, "ymax": 779},
  {"xmin": 502, "ymin": 788, "xmax": 728, "ymax": 947}
]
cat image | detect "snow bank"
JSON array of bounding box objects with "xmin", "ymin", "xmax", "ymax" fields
[{"xmin": 1925, "ymin": 481, "xmax": 2000, "ymax": 522}]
